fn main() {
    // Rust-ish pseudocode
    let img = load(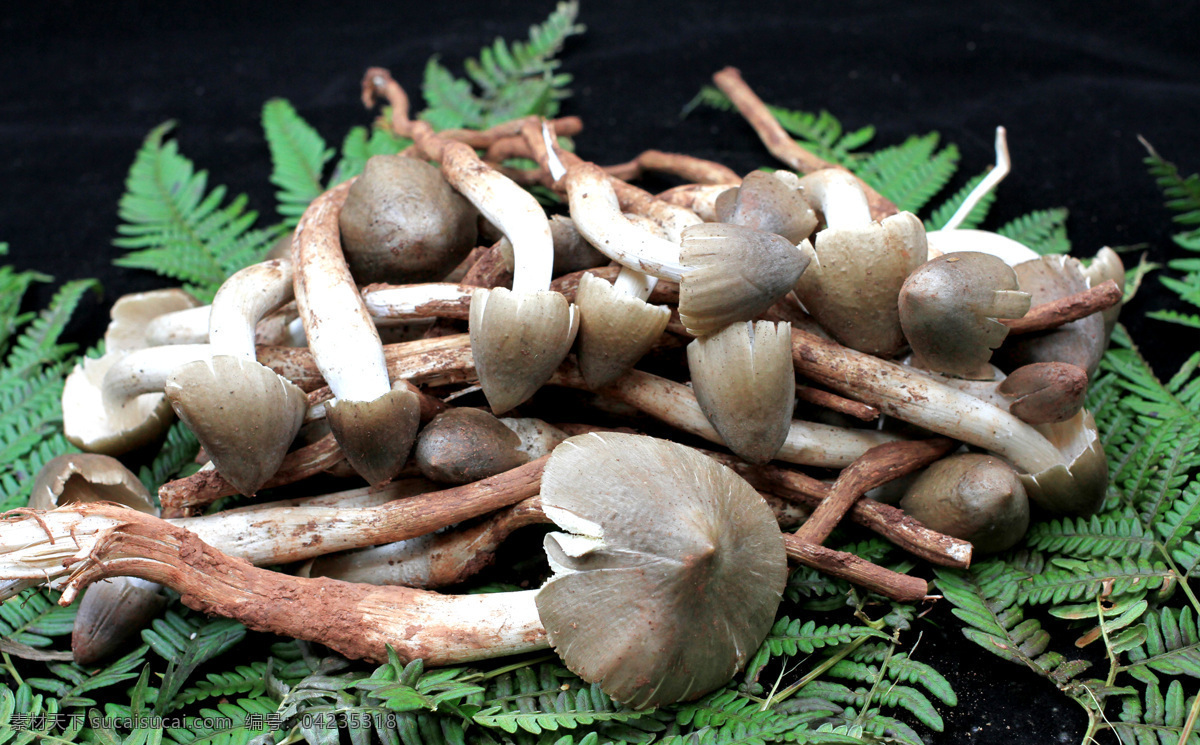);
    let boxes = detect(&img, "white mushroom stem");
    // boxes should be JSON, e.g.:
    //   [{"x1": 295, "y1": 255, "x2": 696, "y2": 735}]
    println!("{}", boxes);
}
[
  {"x1": 363, "y1": 283, "x2": 475, "y2": 320},
  {"x1": 442, "y1": 142, "x2": 554, "y2": 295},
  {"x1": 292, "y1": 180, "x2": 391, "y2": 404},
  {"x1": 101, "y1": 344, "x2": 213, "y2": 412},
  {"x1": 942, "y1": 126, "x2": 1010, "y2": 231},
  {"x1": 549, "y1": 365, "x2": 897, "y2": 468},
  {"x1": 800, "y1": 169, "x2": 872, "y2": 229},
  {"x1": 209, "y1": 258, "x2": 295, "y2": 358},
  {"x1": 143, "y1": 305, "x2": 212, "y2": 346}
]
